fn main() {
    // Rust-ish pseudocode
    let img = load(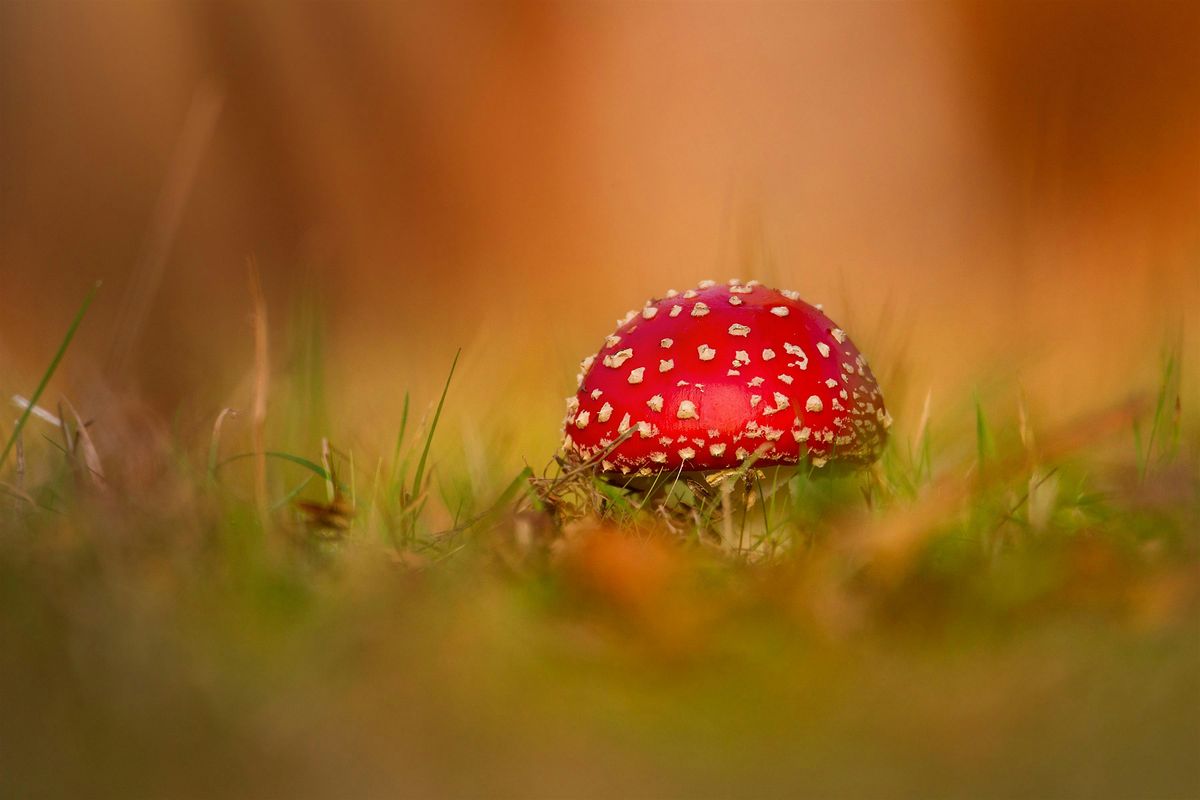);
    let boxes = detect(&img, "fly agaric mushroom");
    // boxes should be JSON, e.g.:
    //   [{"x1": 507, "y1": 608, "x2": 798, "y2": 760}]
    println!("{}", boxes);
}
[{"x1": 562, "y1": 279, "x2": 890, "y2": 477}]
